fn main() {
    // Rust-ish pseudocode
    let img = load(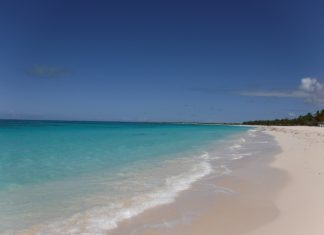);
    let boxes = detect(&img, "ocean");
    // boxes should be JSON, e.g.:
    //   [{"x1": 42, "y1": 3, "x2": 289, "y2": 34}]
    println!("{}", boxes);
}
[{"x1": 0, "y1": 120, "x2": 253, "y2": 234}]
